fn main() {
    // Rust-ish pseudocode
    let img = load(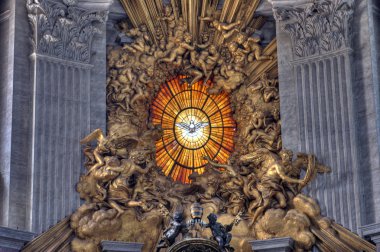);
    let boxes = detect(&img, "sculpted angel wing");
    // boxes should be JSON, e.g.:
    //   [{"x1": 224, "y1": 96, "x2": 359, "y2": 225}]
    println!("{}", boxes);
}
[
  {"x1": 194, "y1": 122, "x2": 209, "y2": 131},
  {"x1": 176, "y1": 122, "x2": 190, "y2": 131}
]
